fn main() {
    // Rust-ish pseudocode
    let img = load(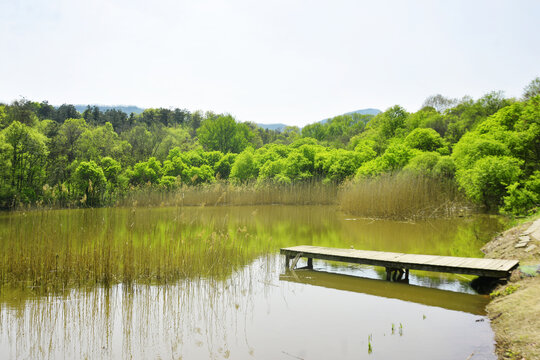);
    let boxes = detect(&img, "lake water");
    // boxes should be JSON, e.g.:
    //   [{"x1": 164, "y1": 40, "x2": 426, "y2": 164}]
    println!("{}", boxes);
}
[{"x1": 0, "y1": 206, "x2": 507, "y2": 359}]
